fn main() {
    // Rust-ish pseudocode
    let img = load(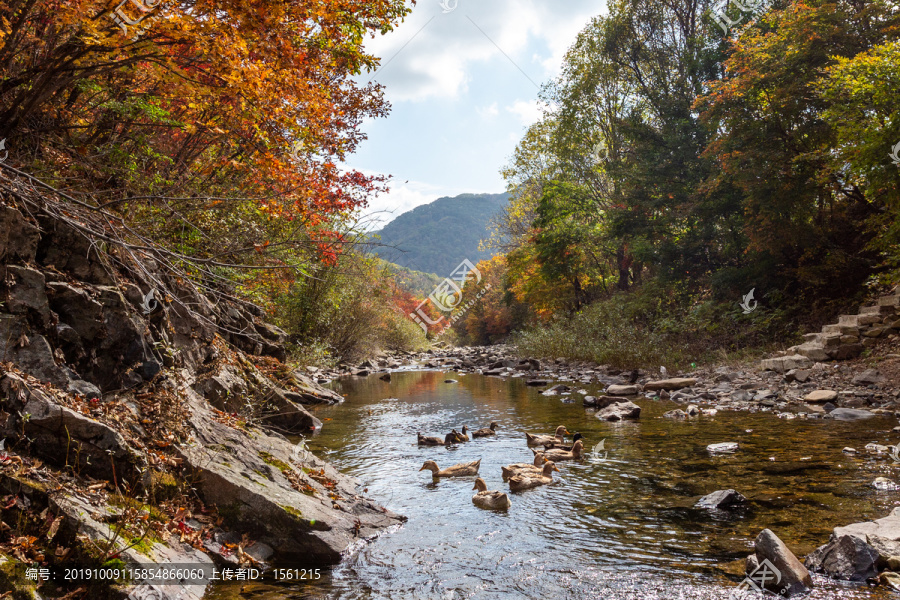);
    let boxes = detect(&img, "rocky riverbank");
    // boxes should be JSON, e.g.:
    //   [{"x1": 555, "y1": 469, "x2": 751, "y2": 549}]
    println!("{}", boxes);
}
[
  {"x1": 0, "y1": 199, "x2": 402, "y2": 600},
  {"x1": 339, "y1": 342, "x2": 900, "y2": 425}
]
